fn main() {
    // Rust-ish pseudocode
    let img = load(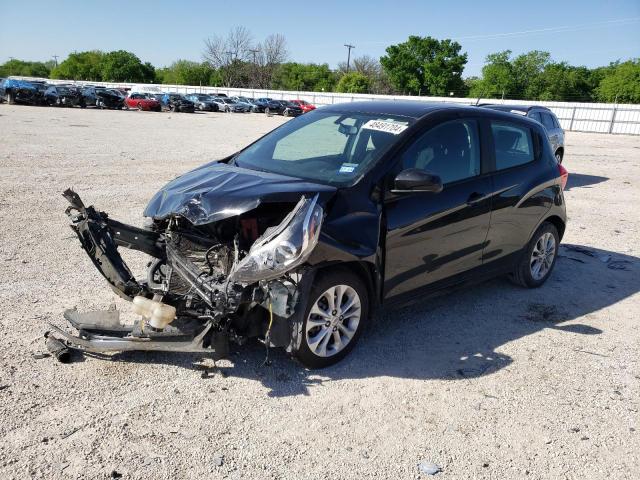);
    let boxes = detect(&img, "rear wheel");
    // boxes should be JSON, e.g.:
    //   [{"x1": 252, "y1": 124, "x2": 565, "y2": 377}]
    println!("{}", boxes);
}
[
  {"x1": 138, "y1": 102, "x2": 144, "y2": 111},
  {"x1": 7, "y1": 91, "x2": 15, "y2": 104},
  {"x1": 510, "y1": 222, "x2": 559, "y2": 288},
  {"x1": 292, "y1": 269, "x2": 368, "y2": 369},
  {"x1": 555, "y1": 150, "x2": 563, "y2": 164}
]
